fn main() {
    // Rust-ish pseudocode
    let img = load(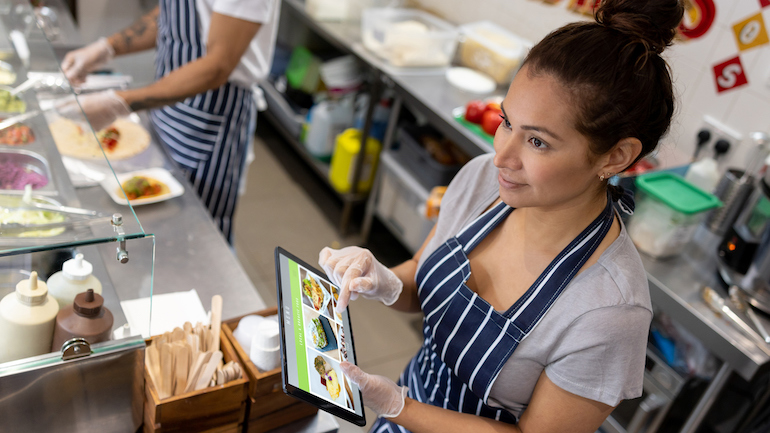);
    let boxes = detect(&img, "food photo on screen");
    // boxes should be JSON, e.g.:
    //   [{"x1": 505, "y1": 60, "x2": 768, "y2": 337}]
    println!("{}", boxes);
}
[
  {"x1": 308, "y1": 353, "x2": 348, "y2": 407},
  {"x1": 299, "y1": 267, "x2": 330, "y2": 313},
  {"x1": 303, "y1": 306, "x2": 341, "y2": 362}
]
